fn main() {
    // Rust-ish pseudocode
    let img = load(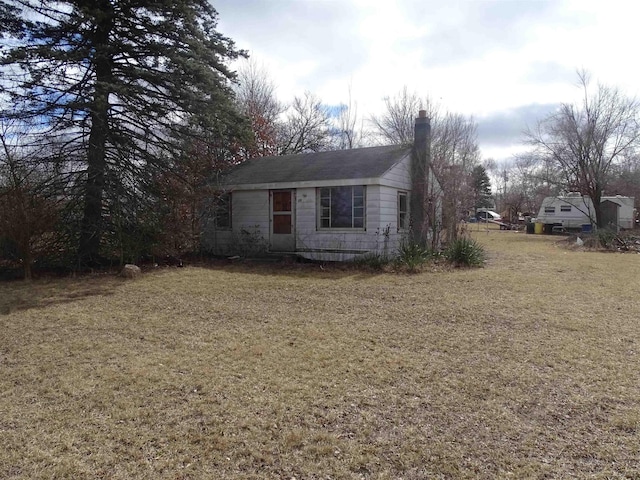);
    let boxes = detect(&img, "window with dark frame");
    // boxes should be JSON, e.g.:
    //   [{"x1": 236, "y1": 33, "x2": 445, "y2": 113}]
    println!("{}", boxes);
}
[
  {"x1": 560, "y1": 205, "x2": 572, "y2": 212},
  {"x1": 544, "y1": 206, "x2": 555, "y2": 214},
  {"x1": 318, "y1": 186, "x2": 365, "y2": 229},
  {"x1": 398, "y1": 191, "x2": 408, "y2": 231}
]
